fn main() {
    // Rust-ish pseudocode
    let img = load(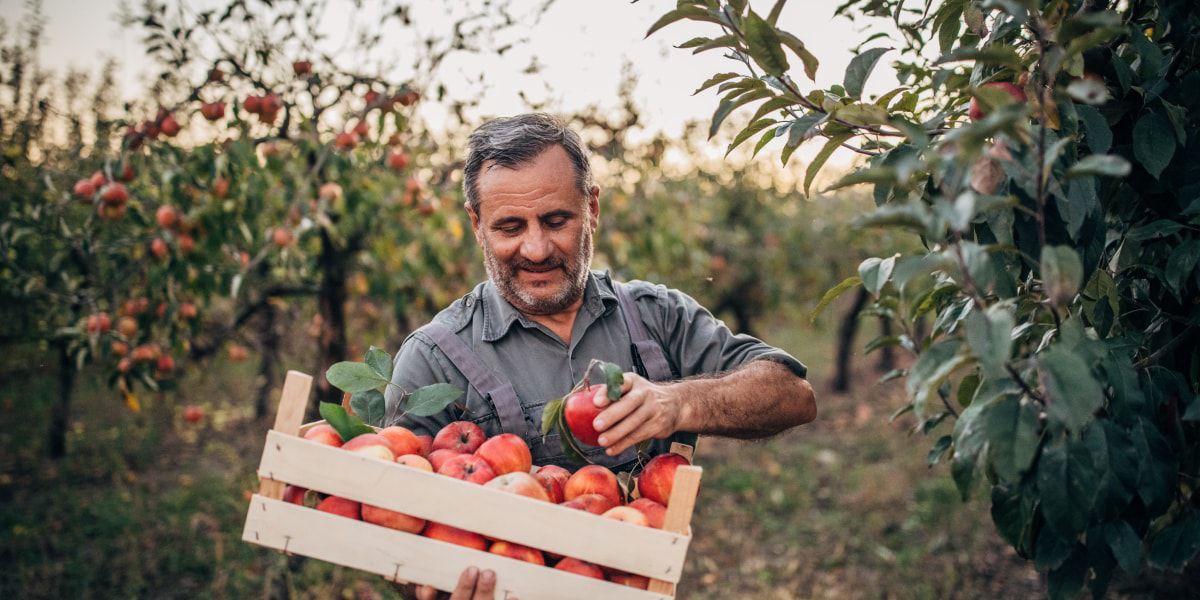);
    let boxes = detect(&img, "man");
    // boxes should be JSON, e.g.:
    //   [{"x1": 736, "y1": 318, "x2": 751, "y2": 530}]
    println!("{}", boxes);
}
[{"x1": 384, "y1": 113, "x2": 816, "y2": 599}]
